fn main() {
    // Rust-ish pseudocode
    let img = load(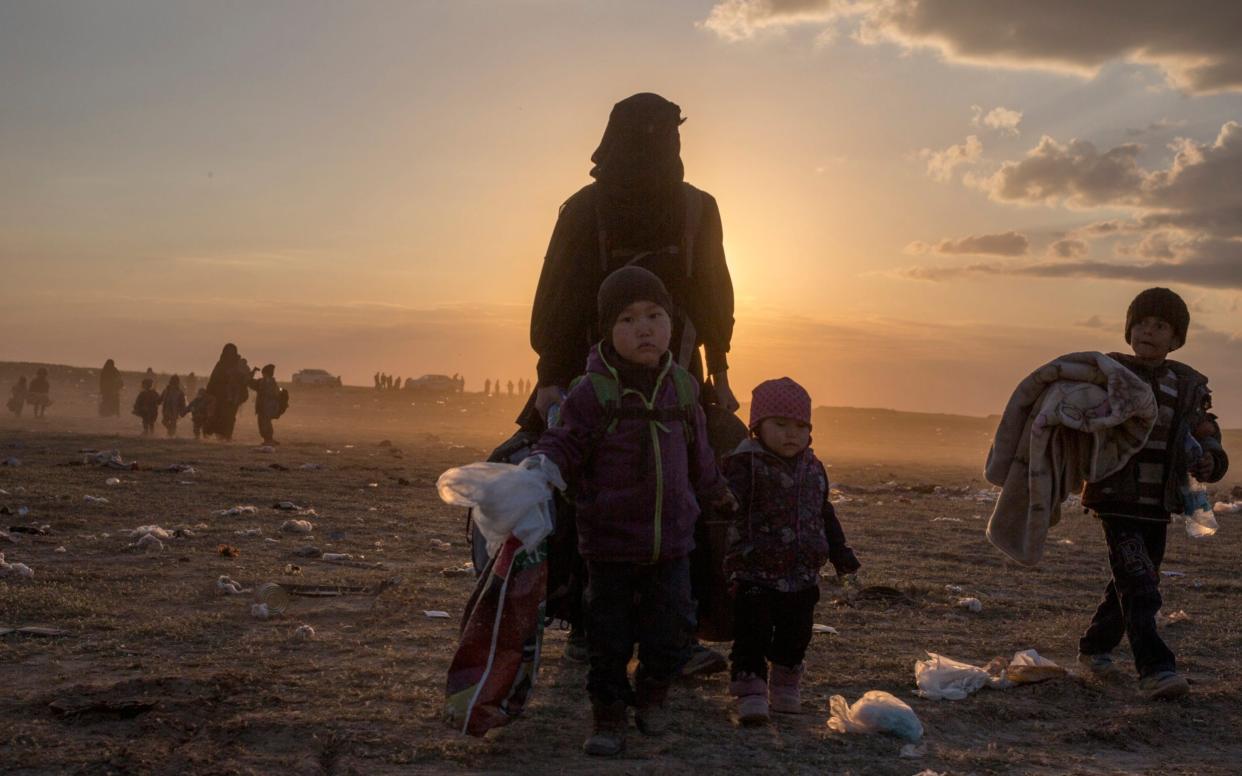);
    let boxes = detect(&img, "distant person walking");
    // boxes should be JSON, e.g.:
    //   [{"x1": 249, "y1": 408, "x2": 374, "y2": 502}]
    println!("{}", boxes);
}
[
  {"x1": 248, "y1": 363, "x2": 285, "y2": 445},
  {"x1": 160, "y1": 375, "x2": 187, "y2": 437},
  {"x1": 27, "y1": 368, "x2": 51, "y2": 418},
  {"x1": 99, "y1": 359, "x2": 123, "y2": 417},
  {"x1": 203, "y1": 343, "x2": 249, "y2": 441},
  {"x1": 507, "y1": 380, "x2": 515, "y2": 397},
  {"x1": 7, "y1": 376, "x2": 27, "y2": 418},
  {"x1": 483, "y1": 378, "x2": 491, "y2": 397},
  {"x1": 133, "y1": 378, "x2": 161, "y2": 436},
  {"x1": 185, "y1": 388, "x2": 209, "y2": 439},
  {"x1": 185, "y1": 372, "x2": 198, "y2": 395}
]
